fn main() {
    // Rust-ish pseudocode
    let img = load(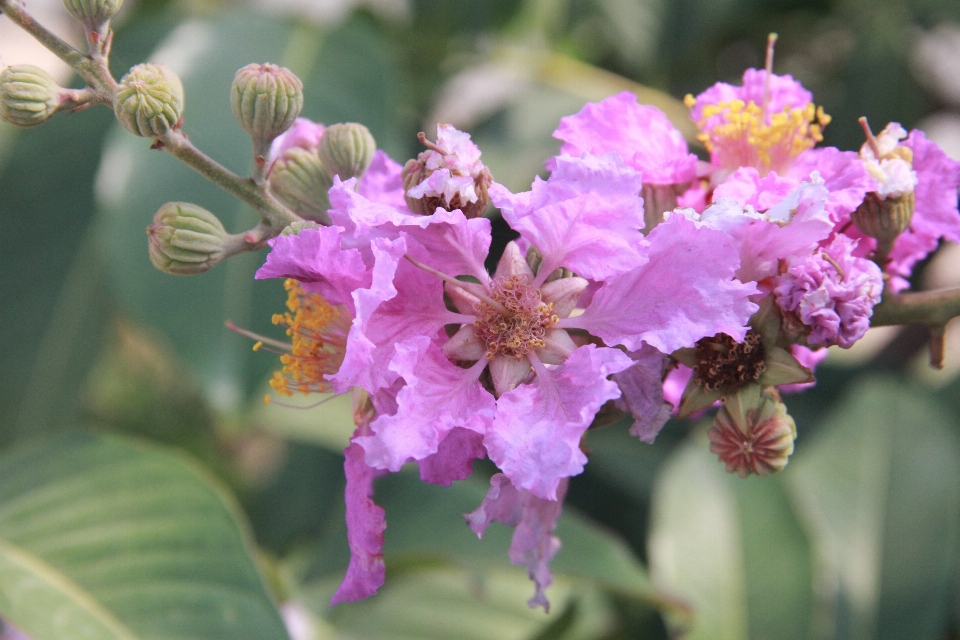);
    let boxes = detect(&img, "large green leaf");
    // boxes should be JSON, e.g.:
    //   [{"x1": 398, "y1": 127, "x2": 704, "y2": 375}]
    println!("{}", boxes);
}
[
  {"x1": 648, "y1": 434, "x2": 813, "y2": 640},
  {"x1": 786, "y1": 376, "x2": 960, "y2": 640},
  {"x1": 95, "y1": 11, "x2": 411, "y2": 412},
  {"x1": 0, "y1": 432, "x2": 288, "y2": 640}
]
